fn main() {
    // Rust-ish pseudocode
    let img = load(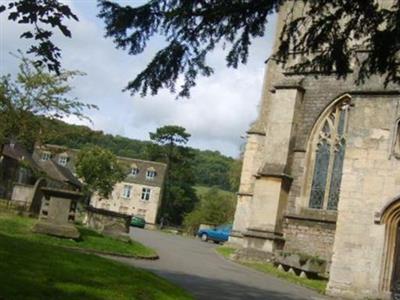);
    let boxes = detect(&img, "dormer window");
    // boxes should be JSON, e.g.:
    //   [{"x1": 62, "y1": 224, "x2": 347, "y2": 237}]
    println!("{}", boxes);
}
[
  {"x1": 58, "y1": 156, "x2": 68, "y2": 166},
  {"x1": 146, "y1": 168, "x2": 156, "y2": 180},
  {"x1": 130, "y1": 164, "x2": 139, "y2": 176},
  {"x1": 41, "y1": 152, "x2": 51, "y2": 161}
]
